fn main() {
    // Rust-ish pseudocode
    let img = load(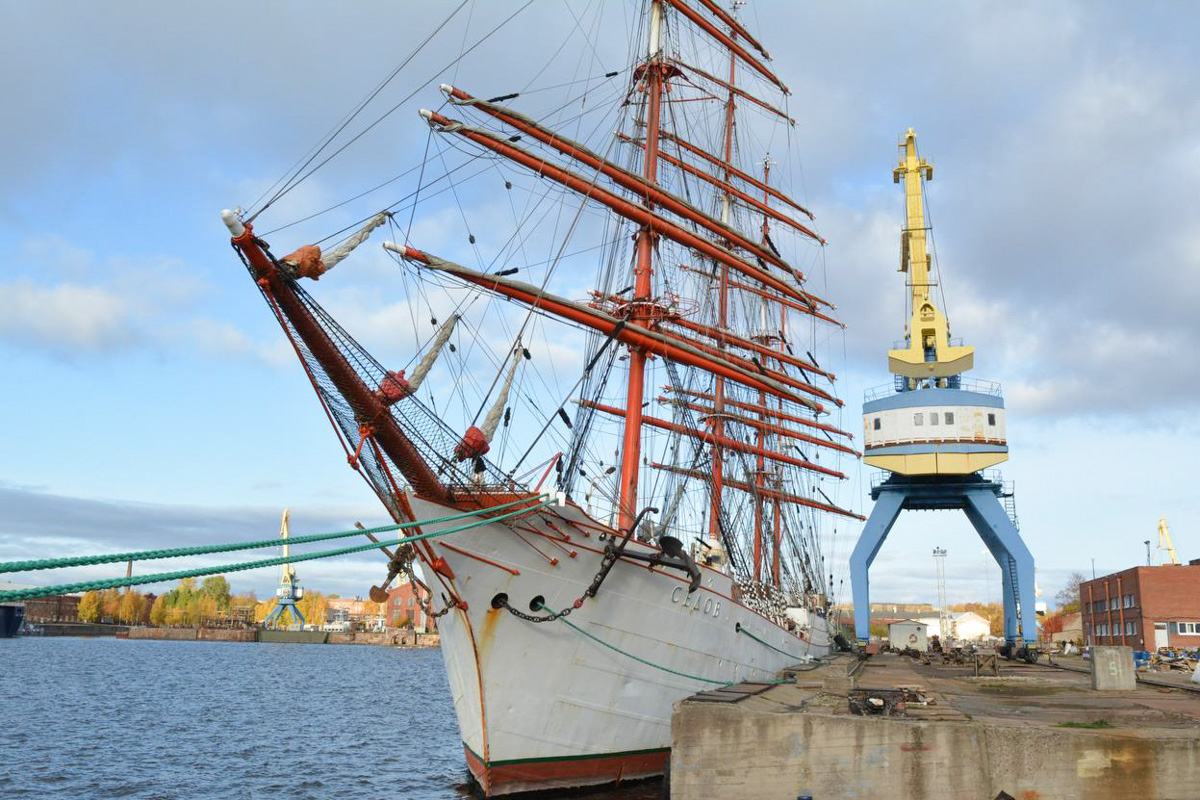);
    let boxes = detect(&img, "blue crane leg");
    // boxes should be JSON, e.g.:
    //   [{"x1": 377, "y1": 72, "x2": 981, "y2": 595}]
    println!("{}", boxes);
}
[
  {"x1": 964, "y1": 489, "x2": 1036, "y2": 644},
  {"x1": 850, "y1": 490, "x2": 905, "y2": 642},
  {"x1": 292, "y1": 606, "x2": 306, "y2": 627},
  {"x1": 264, "y1": 605, "x2": 282, "y2": 629},
  {"x1": 963, "y1": 507, "x2": 1017, "y2": 639}
]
